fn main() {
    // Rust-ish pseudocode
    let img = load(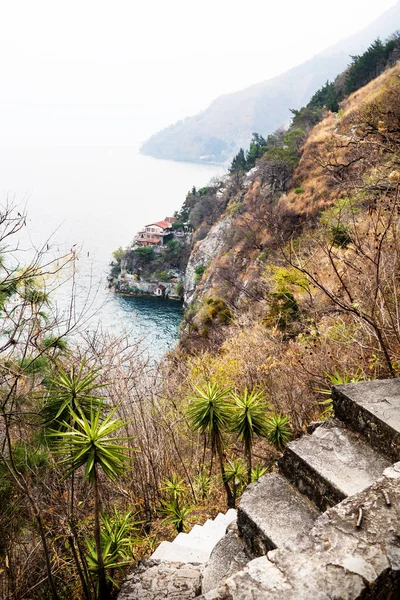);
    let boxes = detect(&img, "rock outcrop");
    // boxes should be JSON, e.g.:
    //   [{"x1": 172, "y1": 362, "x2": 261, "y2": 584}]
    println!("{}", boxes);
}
[
  {"x1": 184, "y1": 215, "x2": 231, "y2": 306},
  {"x1": 118, "y1": 560, "x2": 202, "y2": 600}
]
